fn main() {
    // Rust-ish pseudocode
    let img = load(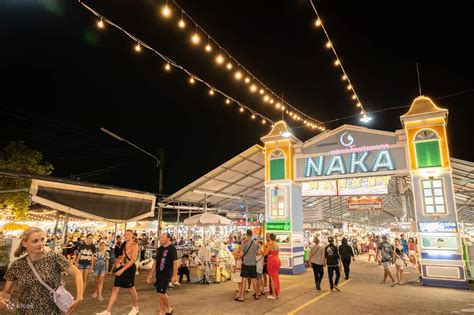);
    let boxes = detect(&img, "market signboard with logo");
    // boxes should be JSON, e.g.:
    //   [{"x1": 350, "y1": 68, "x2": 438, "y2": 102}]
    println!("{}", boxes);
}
[
  {"x1": 294, "y1": 127, "x2": 409, "y2": 181},
  {"x1": 266, "y1": 221, "x2": 291, "y2": 231},
  {"x1": 348, "y1": 196, "x2": 383, "y2": 211}
]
